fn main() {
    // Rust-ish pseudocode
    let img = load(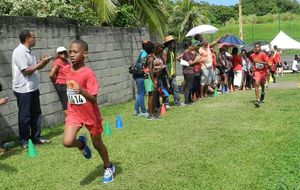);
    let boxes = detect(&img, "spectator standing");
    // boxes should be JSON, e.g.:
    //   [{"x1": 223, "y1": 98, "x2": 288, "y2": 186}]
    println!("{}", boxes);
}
[
  {"x1": 132, "y1": 41, "x2": 149, "y2": 117},
  {"x1": 292, "y1": 55, "x2": 299, "y2": 73},
  {"x1": 231, "y1": 47, "x2": 243, "y2": 90},
  {"x1": 162, "y1": 35, "x2": 181, "y2": 109},
  {"x1": 12, "y1": 29, "x2": 51, "y2": 149},
  {"x1": 49, "y1": 47, "x2": 70, "y2": 116},
  {"x1": 0, "y1": 97, "x2": 8, "y2": 155}
]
